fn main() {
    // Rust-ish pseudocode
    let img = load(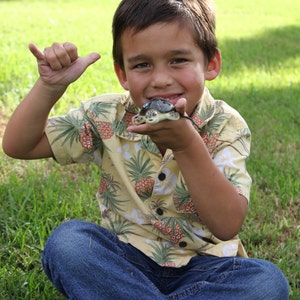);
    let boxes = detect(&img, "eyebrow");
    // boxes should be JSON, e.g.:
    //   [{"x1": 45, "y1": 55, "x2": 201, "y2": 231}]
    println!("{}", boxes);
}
[
  {"x1": 127, "y1": 55, "x2": 148, "y2": 64},
  {"x1": 169, "y1": 49, "x2": 193, "y2": 56},
  {"x1": 127, "y1": 49, "x2": 193, "y2": 64}
]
